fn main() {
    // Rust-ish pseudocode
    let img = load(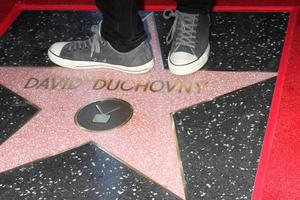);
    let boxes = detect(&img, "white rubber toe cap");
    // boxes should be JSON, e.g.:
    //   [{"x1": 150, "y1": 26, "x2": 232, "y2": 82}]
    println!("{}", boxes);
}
[
  {"x1": 169, "y1": 52, "x2": 197, "y2": 66},
  {"x1": 48, "y1": 42, "x2": 70, "y2": 56},
  {"x1": 168, "y1": 44, "x2": 210, "y2": 75}
]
